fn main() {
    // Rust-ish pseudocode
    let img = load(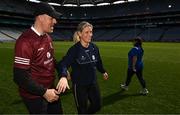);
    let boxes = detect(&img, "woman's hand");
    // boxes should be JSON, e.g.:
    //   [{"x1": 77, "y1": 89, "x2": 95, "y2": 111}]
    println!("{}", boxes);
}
[{"x1": 103, "y1": 72, "x2": 109, "y2": 80}]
